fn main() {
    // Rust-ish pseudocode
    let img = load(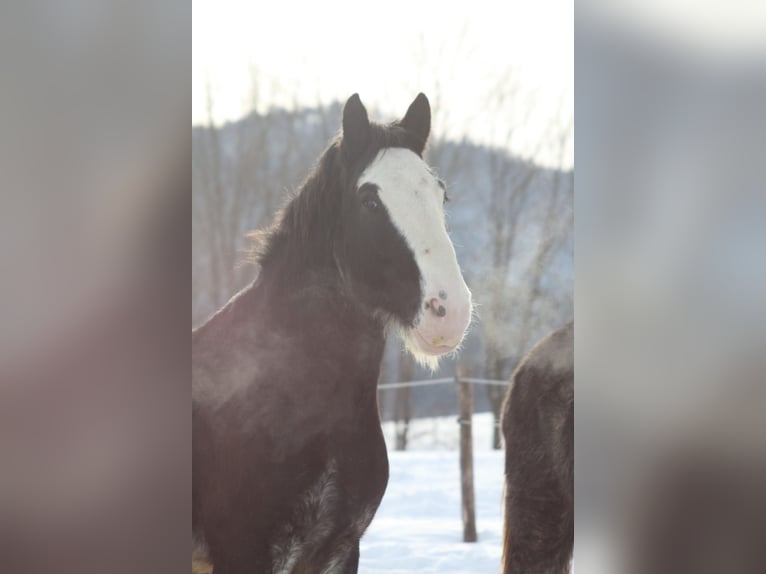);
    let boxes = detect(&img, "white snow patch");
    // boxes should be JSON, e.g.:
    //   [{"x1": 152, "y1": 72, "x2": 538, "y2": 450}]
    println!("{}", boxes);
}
[
  {"x1": 381, "y1": 412, "x2": 499, "y2": 452},
  {"x1": 370, "y1": 412, "x2": 575, "y2": 573},
  {"x1": 362, "y1": 413, "x2": 505, "y2": 573},
  {"x1": 360, "y1": 451, "x2": 504, "y2": 573}
]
